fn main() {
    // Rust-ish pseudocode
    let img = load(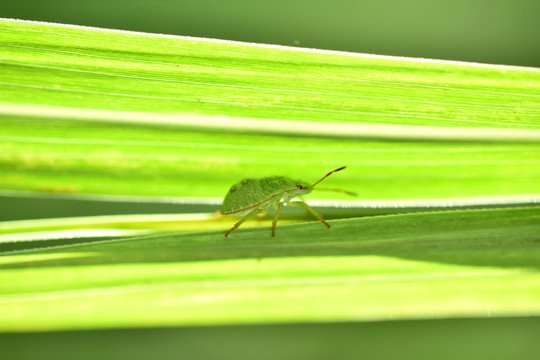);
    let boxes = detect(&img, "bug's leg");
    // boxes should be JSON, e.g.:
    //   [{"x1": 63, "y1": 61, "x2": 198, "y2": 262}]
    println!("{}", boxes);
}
[
  {"x1": 271, "y1": 202, "x2": 284, "y2": 237},
  {"x1": 288, "y1": 201, "x2": 330, "y2": 229},
  {"x1": 225, "y1": 208, "x2": 260, "y2": 237}
]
